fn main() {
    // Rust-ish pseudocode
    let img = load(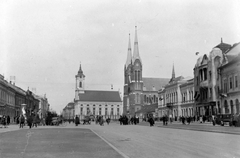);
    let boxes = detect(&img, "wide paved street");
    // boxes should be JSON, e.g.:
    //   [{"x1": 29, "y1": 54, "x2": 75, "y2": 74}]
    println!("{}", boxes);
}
[{"x1": 0, "y1": 122, "x2": 240, "y2": 158}]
